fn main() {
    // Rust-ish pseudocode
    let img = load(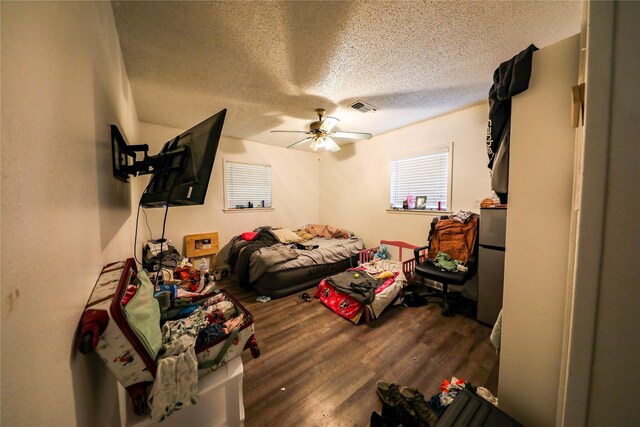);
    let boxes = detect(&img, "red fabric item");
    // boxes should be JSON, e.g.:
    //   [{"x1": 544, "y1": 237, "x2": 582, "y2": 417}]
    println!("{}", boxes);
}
[
  {"x1": 315, "y1": 270, "x2": 398, "y2": 322},
  {"x1": 121, "y1": 285, "x2": 138, "y2": 306},
  {"x1": 241, "y1": 232, "x2": 258, "y2": 241},
  {"x1": 314, "y1": 279, "x2": 363, "y2": 320}
]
